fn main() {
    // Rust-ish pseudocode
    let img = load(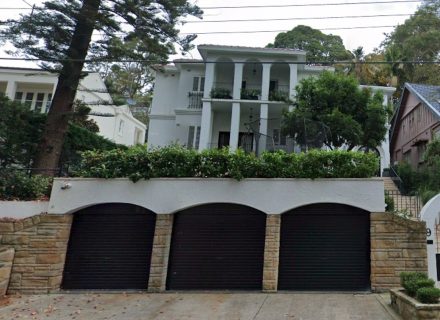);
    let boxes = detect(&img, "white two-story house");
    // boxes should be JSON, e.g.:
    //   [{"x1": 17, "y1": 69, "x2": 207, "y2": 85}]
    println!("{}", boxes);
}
[
  {"x1": 148, "y1": 45, "x2": 395, "y2": 174},
  {"x1": 0, "y1": 67, "x2": 146, "y2": 146}
]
